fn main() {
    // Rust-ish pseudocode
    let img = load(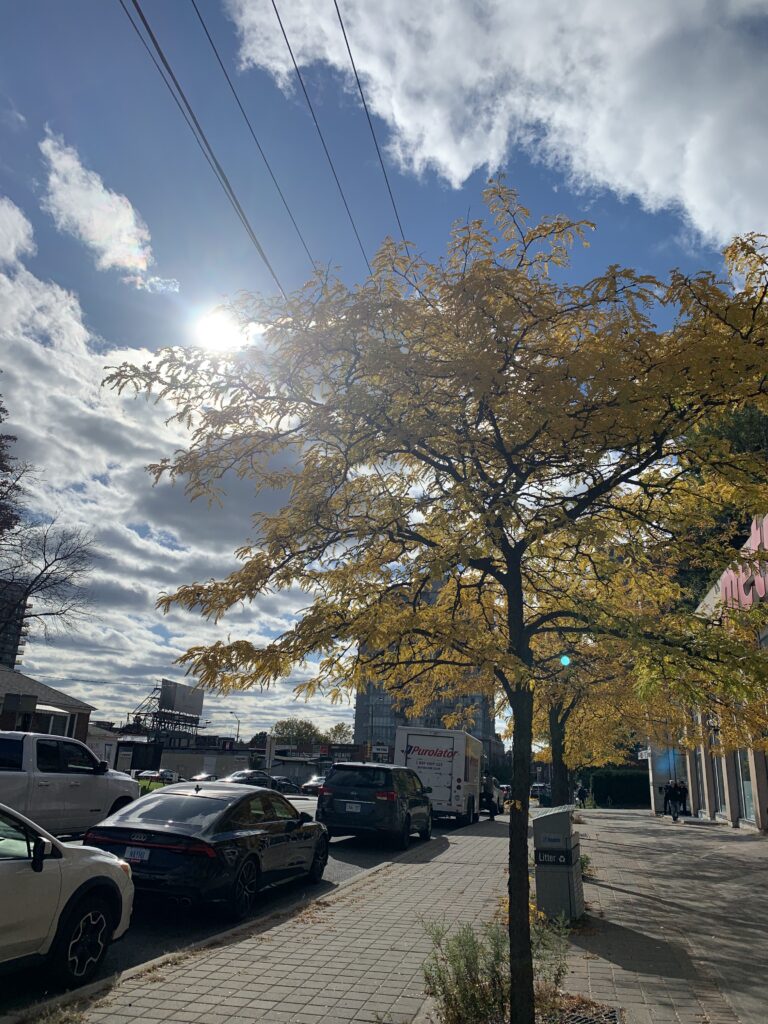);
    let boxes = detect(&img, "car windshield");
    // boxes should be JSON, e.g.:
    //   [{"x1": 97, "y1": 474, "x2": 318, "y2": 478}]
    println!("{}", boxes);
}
[
  {"x1": 326, "y1": 766, "x2": 391, "y2": 788},
  {"x1": 109, "y1": 794, "x2": 231, "y2": 828}
]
